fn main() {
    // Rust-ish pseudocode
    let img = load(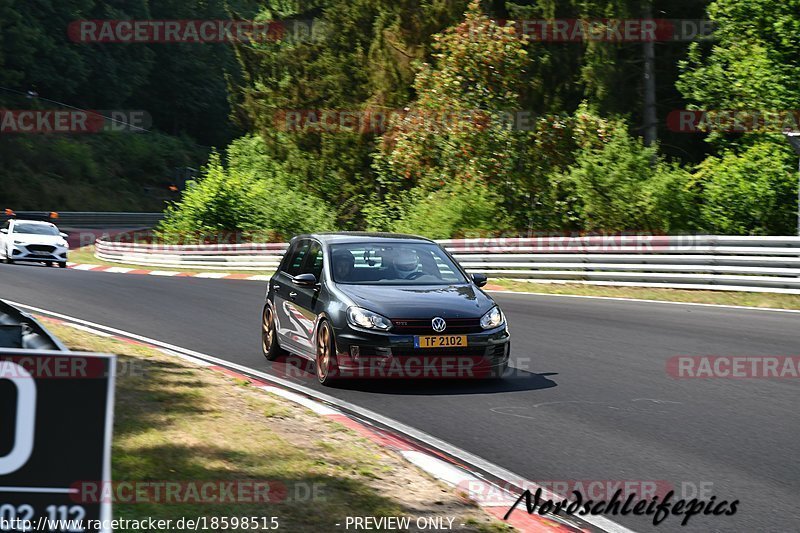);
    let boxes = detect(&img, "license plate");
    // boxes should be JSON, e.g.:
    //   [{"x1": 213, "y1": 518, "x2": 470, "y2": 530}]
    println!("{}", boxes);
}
[{"x1": 414, "y1": 335, "x2": 468, "y2": 348}]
